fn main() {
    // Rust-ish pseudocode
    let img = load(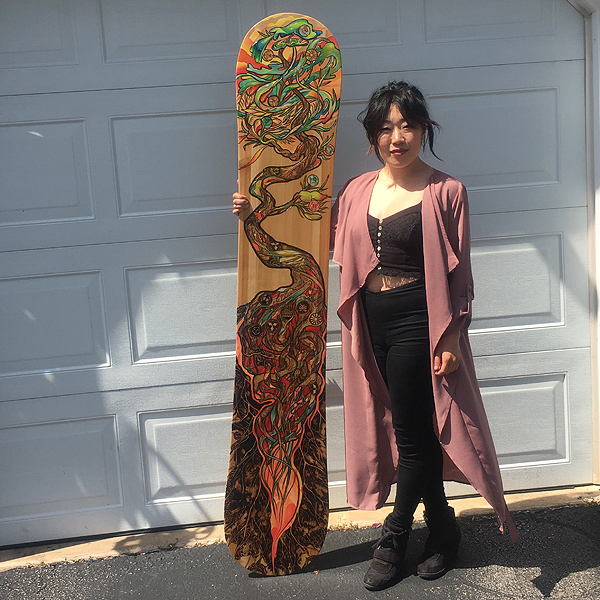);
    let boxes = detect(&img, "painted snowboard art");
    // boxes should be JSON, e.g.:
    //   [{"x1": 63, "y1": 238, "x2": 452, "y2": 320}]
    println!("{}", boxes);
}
[{"x1": 224, "y1": 13, "x2": 341, "y2": 576}]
